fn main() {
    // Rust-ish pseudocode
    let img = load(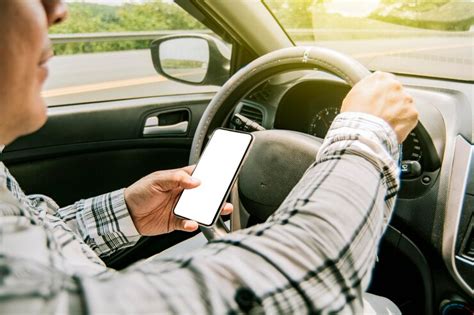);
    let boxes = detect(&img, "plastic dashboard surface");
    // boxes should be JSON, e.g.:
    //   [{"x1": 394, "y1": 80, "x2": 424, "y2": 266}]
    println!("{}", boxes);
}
[{"x1": 233, "y1": 71, "x2": 473, "y2": 299}]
